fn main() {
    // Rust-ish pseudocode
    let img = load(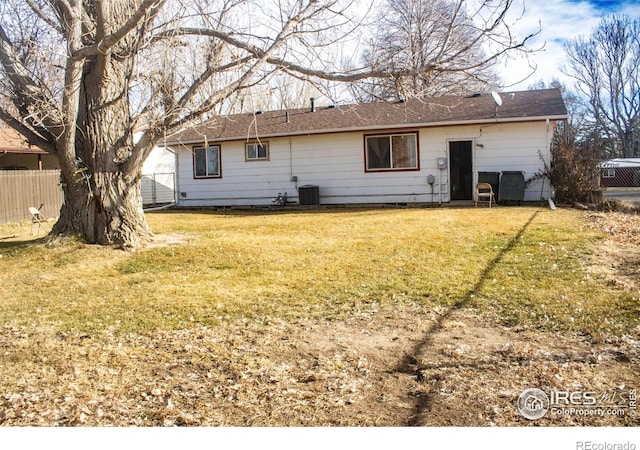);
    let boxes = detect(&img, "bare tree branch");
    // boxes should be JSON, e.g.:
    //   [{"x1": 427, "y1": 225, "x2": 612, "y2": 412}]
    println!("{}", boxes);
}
[
  {"x1": 352, "y1": 0, "x2": 534, "y2": 100},
  {"x1": 0, "y1": 23, "x2": 62, "y2": 136},
  {"x1": 565, "y1": 14, "x2": 640, "y2": 158},
  {"x1": 0, "y1": 106, "x2": 56, "y2": 152},
  {"x1": 72, "y1": 0, "x2": 165, "y2": 59},
  {"x1": 25, "y1": 0, "x2": 64, "y2": 35}
]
